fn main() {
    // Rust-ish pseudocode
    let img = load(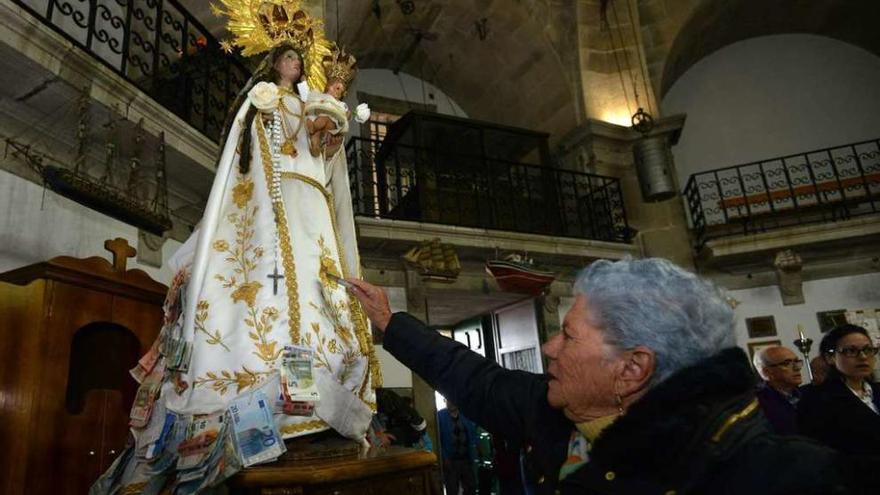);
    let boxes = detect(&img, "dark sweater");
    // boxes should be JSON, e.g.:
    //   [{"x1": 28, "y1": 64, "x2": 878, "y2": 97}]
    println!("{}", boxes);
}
[{"x1": 755, "y1": 382, "x2": 801, "y2": 435}]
